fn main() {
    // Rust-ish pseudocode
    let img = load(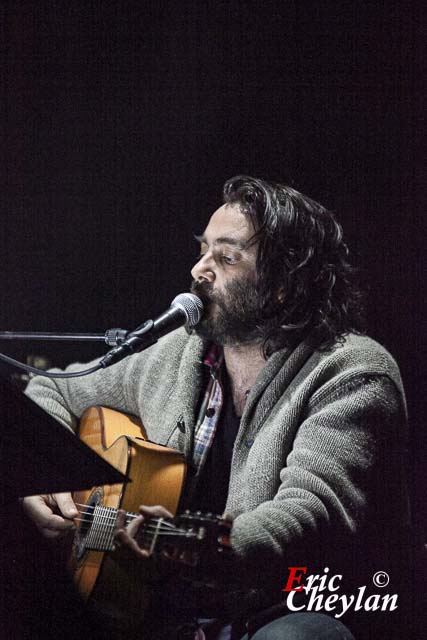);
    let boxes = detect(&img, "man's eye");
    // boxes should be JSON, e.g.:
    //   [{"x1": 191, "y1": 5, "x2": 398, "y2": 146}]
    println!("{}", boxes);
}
[{"x1": 221, "y1": 255, "x2": 236, "y2": 265}]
